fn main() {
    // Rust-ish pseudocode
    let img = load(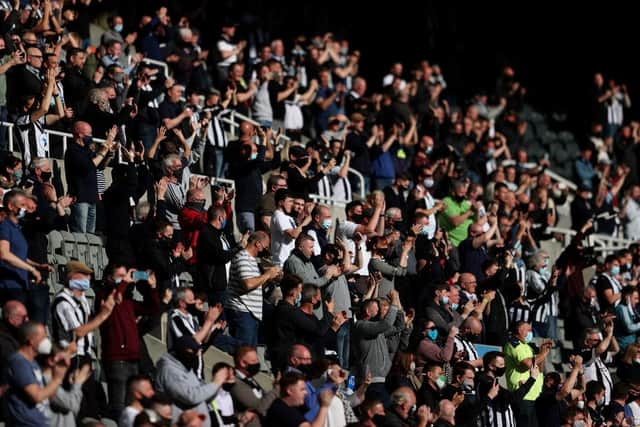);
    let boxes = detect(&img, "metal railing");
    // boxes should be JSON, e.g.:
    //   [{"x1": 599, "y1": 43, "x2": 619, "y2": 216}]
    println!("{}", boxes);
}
[
  {"x1": 2, "y1": 121, "x2": 106, "y2": 154},
  {"x1": 546, "y1": 226, "x2": 635, "y2": 256},
  {"x1": 544, "y1": 169, "x2": 578, "y2": 192}
]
